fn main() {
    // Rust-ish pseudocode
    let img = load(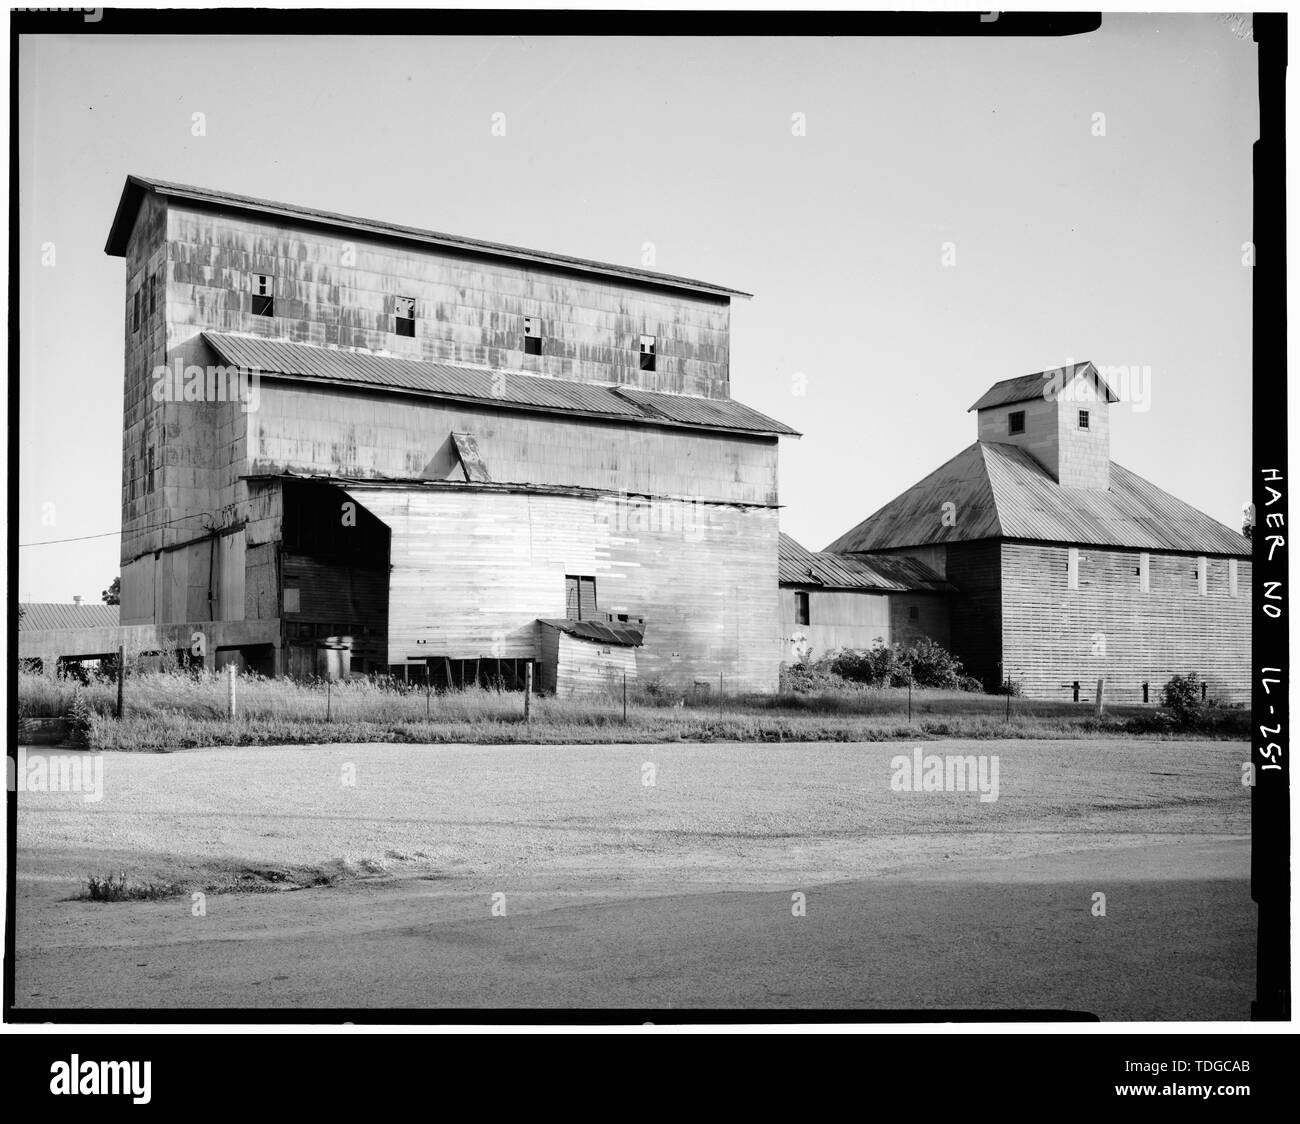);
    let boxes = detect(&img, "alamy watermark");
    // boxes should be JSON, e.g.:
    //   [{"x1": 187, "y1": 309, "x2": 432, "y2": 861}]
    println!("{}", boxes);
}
[
  {"x1": 151, "y1": 360, "x2": 260, "y2": 413},
  {"x1": 8, "y1": 748, "x2": 104, "y2": 803},
  {"x1": 890, "y1": 747, "x2": 1000, "y2": 803}
]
